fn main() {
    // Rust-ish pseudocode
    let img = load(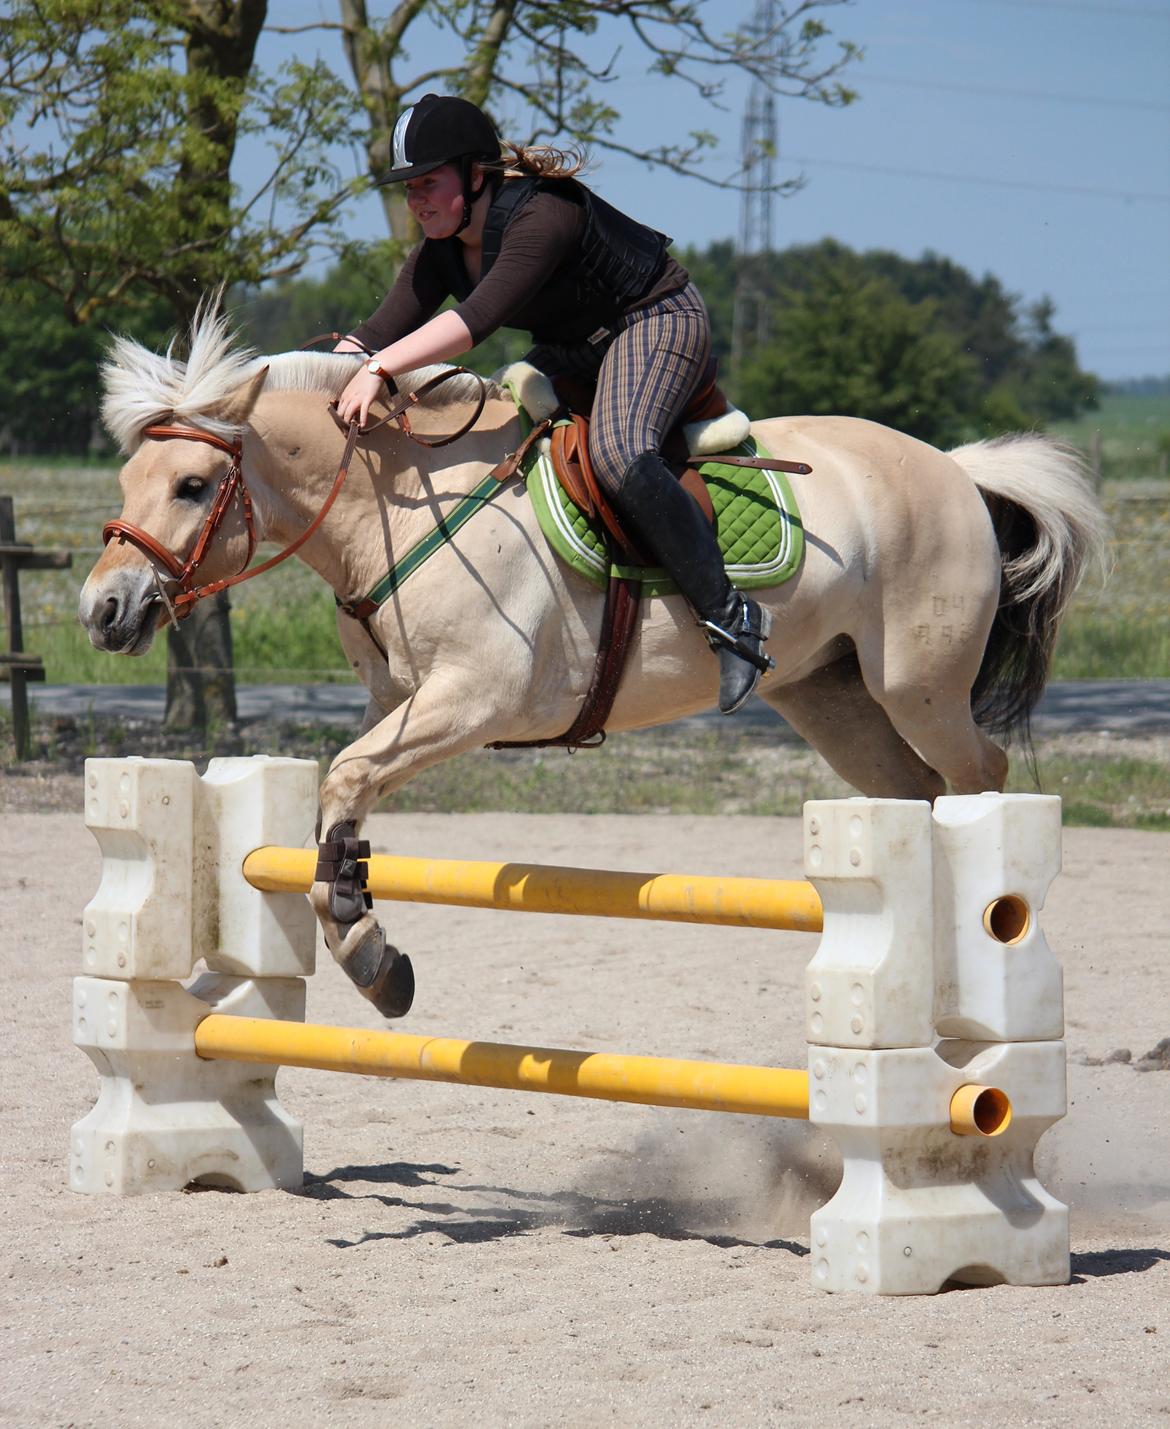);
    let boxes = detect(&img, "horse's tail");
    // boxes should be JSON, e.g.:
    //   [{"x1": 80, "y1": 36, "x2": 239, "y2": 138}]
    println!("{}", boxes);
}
[{"x1": 948, "y1": 433, "x2": 1109, "y2": 742}]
